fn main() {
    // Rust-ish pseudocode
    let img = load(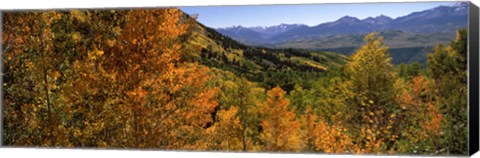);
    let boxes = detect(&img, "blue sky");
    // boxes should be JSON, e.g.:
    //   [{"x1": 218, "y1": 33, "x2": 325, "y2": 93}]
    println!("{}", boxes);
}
[{"x1": 180, "y1": 2, "x2": 457, "y2": 28}]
